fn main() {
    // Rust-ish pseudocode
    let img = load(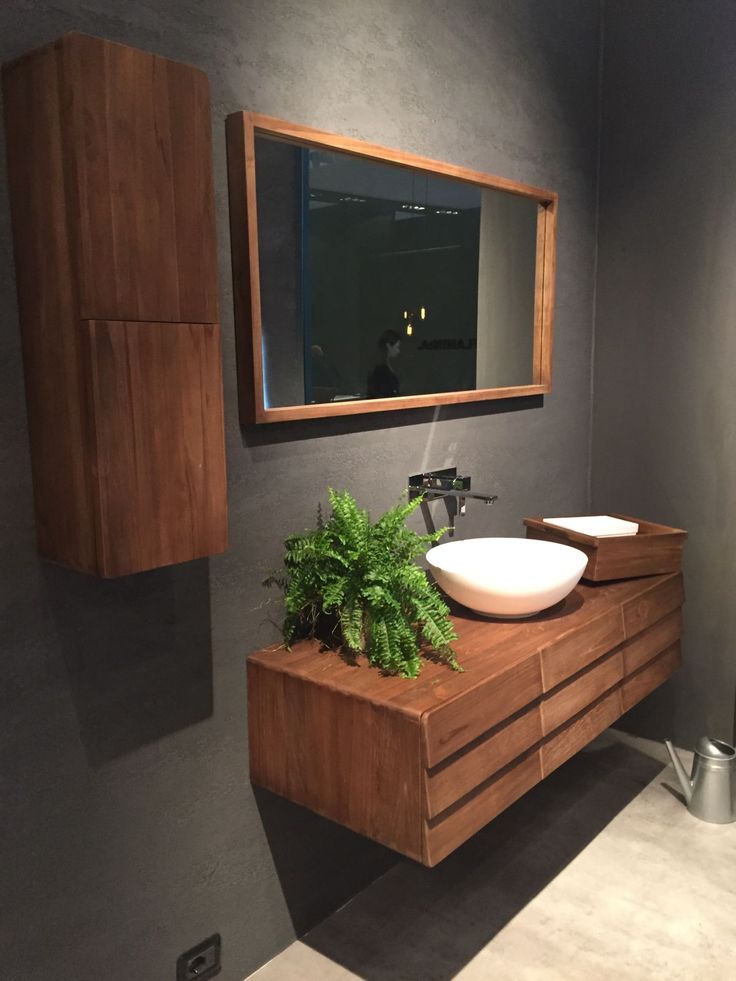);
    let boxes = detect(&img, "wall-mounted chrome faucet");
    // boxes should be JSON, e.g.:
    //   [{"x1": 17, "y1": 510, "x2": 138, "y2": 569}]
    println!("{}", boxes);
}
[{"x1": 408, "y1": 467, "x2": 498, "y2": 535}]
